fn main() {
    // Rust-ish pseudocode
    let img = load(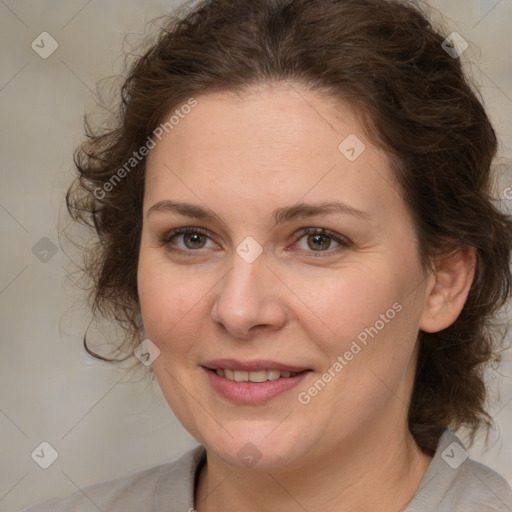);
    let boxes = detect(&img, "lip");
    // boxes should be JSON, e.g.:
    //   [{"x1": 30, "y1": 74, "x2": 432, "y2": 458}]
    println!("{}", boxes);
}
[
  {"x1": 203, "y1": 359, "x2": 310, "y2": 373},
  {"x1": 203, "y1": 366, "x2": 312, "y2": 405}
]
